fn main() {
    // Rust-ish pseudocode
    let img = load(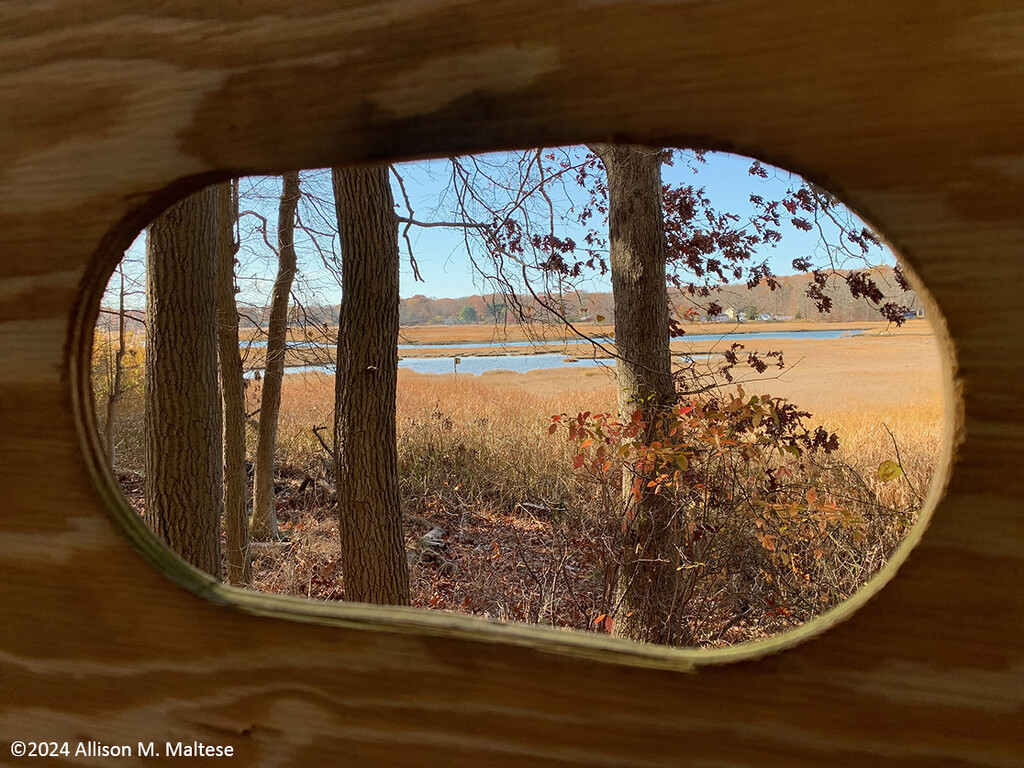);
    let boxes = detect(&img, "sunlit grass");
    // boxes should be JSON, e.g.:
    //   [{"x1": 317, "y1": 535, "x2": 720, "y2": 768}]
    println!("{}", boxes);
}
[
  {"x1": 95, "y1": 323, "x2": 945, "y2": 642},
  {"x1": 265, "y1": 331, "x2": 943, "y2": 535}
]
